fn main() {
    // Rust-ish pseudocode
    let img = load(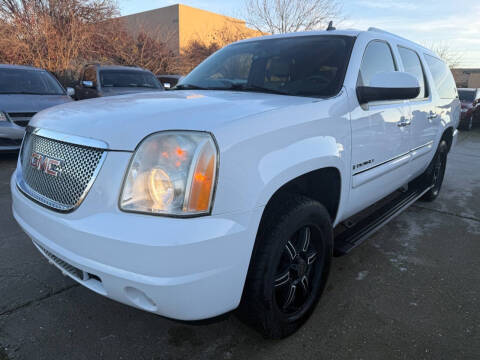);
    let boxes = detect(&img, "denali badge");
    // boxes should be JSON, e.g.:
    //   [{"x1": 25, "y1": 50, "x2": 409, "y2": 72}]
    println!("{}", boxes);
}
[{"x1": 30, "y1": 152, "x2": 64, "y2": 177}]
